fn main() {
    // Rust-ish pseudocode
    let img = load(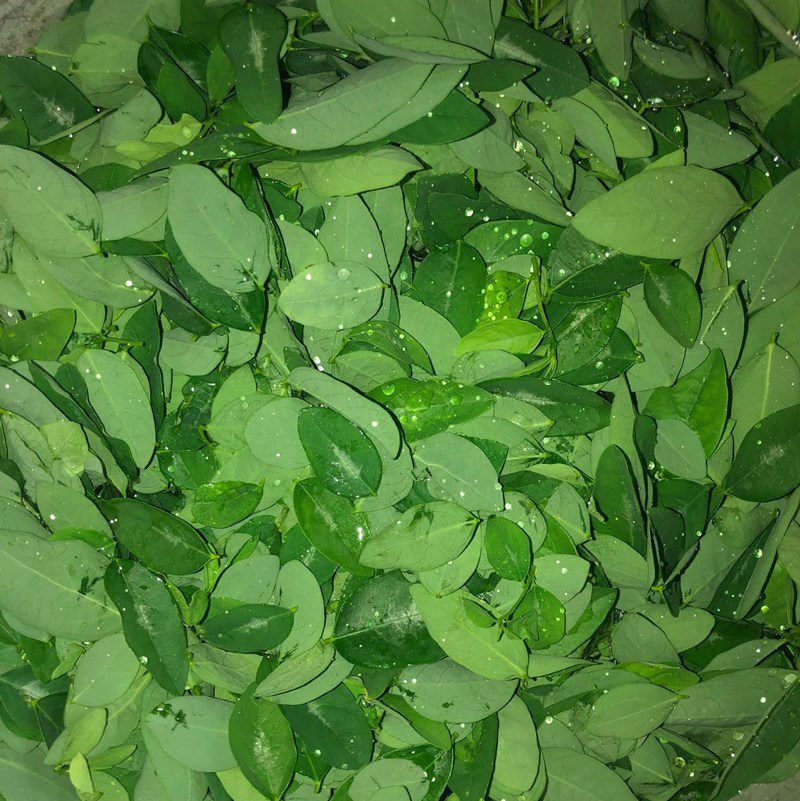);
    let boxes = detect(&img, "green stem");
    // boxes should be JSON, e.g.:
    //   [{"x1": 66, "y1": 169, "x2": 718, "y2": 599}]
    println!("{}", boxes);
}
[
  {"x1": 529, "y1": 259, "x2": 558, "y2": 372},
  {"x1": 34, "y1": 109, "x2": 111, "y2": 147},
  {"x1": 740, "y1": 0, "x2": 800, "y2": 56}
]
